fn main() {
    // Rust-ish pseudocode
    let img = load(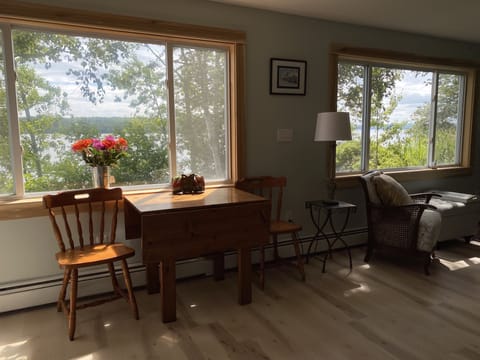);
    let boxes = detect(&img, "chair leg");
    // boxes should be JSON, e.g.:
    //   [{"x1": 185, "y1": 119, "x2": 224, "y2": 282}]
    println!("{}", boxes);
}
[
  {"x1": 108, "y1": 263, "x2": 121, "y2": 295},
  {"x1": 68, "y1": 268, "x2": 78, "y2": 341},
  {"x1": 58, "y1": 268, "x2": 71, "y2": 312},
  {"x1": 364, "y1": 245, "x2": 373, "y2": 262},
  {"x1": 424, "y1": 253, "x2": 432, "y2": 276},
  {"x1": 259, "y1": 244, "x2": 265, "y2": 290},
  {"x1": 121, "y1": 259, "x2": 139, "y2": 320},
  {"x1": 272, "y1": 234, "x2": 279, "y2": 262},
  {"x1": 292, "y1": 233, "x2": 305, "y2": 281}
]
